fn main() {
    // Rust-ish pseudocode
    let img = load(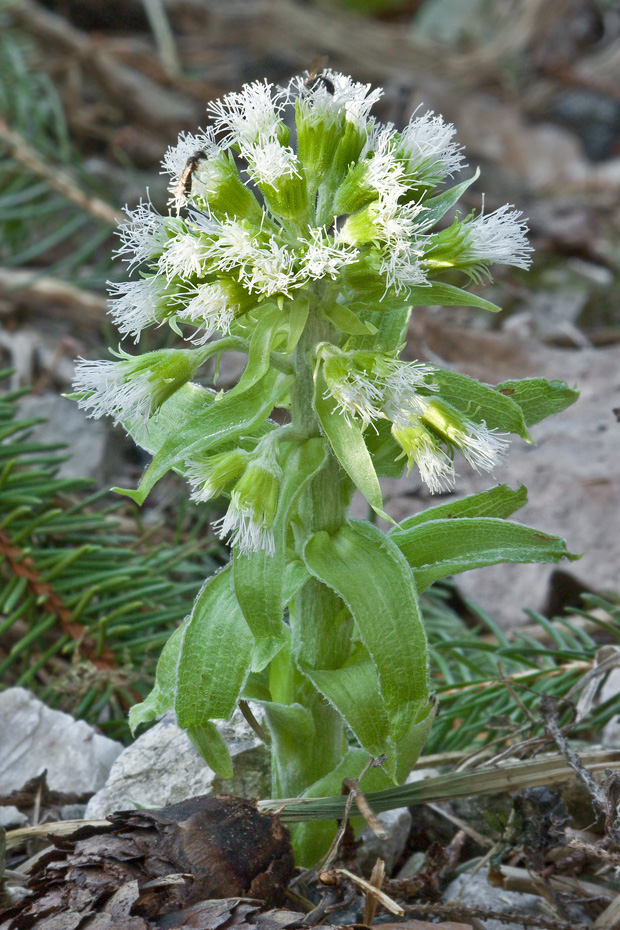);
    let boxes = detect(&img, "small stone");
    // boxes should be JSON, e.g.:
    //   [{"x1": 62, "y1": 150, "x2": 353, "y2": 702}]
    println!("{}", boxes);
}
[
  {"x1": 356, "y1": 807, "x2": 412, "y2": 875},
  {"x1": 0, "y1": 805, "x2": 28, "y2": 828},
  {"x1": 84, "y1": 710, "x2": 270, "y2": 819},
  {"x1": 0, "y1": 688, "x2": 123, "y2": 796},
  {"x1": 443, "y1": 868, "x2": 542, "y2": 930}
]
